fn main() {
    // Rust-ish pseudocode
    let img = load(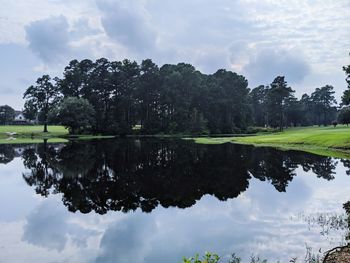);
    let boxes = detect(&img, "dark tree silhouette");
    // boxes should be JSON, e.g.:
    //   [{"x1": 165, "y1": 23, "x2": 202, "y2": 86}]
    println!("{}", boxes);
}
[
  {"x1": 23, "y1": 75, "x2": 60, "y2": 132},
  {"x1": 18, "y1": 139, "x2": 339, "y2": 214}
]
